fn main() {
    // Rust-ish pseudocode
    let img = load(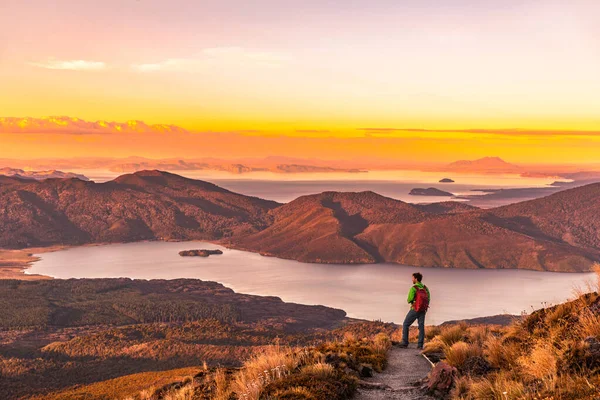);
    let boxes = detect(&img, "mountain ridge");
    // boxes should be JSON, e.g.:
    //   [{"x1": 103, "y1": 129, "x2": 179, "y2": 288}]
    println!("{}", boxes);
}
[{"x1": 1, "y1": 170, "x2": 598, "y2": 272}]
